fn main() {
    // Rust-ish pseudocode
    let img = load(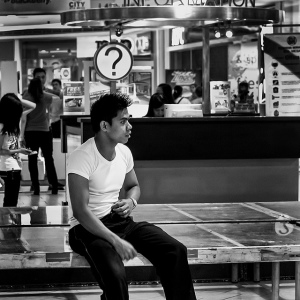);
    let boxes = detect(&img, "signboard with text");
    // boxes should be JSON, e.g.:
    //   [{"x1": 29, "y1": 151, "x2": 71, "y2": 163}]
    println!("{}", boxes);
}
[
  {"x1": 63, "y1": 81, "x2": 84, "y2": 114},
  {"x1": 264, "y1": 34, "x2": 300, "y2": 117}
]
